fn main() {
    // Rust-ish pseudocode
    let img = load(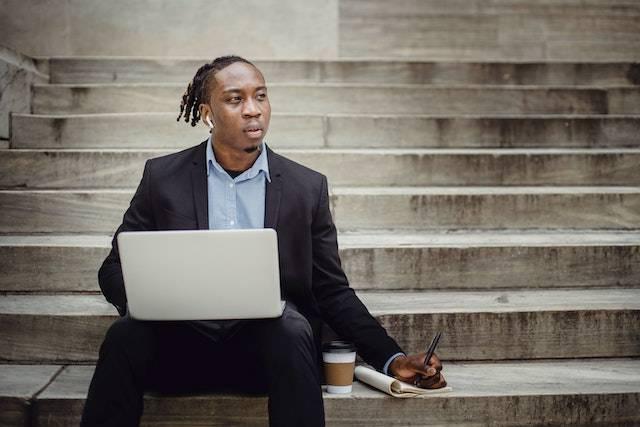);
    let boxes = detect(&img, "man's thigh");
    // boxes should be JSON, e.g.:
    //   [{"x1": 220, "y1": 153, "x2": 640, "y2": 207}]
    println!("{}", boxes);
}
[
  {"x1": 146, "y1": 320, "x2": 267, "y2": 395},
  {"x1": 244, "y1": 301, "x2": 321, "y2": 379},
  {"x1": 145, "y1": 302, "x2": 317, "y2": 394}
]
